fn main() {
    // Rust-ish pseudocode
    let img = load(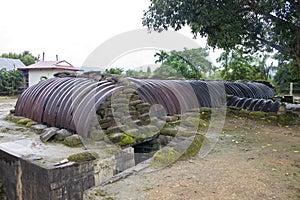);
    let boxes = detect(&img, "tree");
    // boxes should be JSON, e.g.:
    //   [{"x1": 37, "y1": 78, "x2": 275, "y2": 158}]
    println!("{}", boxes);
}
[
  {"x1": 154, "y1": 48, "x2": 214, "y2": 79},
  {"x1": 217, "y1": 49, "x2": 269, "y2": 81},
  {"x1": 105, "y1": 67, "x2": 123, "y2": 75},
  {"x1": 0, "y1": 68, "x2": 24, "y2": 95},
  {"x1": 256, "y1": 54, "x2": 275, "y2": 80},
  {"x1": 153, "y1": 62, "x2": 183, "y2": 79},
  {"x1": 143, "y1": 1, "x2": 300, "y2": 69},
  {"x1": 273, "y1": 57, "x2": 300, "y2": 93},
  {"x1": 125, "y1": 69, "x2": 150, "y2": 78},
  {"x1": 1, "y1": 51, "x2": 39, "y2": 66}
]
